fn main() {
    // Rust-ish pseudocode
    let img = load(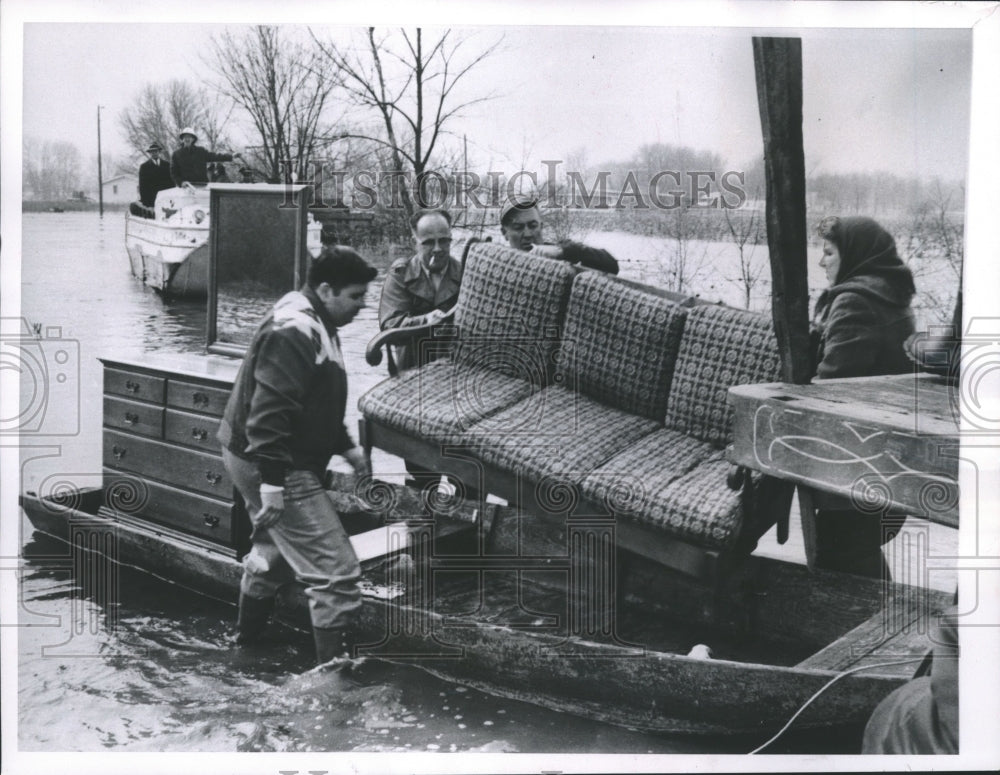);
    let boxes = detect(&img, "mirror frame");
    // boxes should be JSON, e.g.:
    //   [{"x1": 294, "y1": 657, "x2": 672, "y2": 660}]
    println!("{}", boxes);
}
[{"x1": 206, "y1": 183, "x2": 313, "y2": 357}]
